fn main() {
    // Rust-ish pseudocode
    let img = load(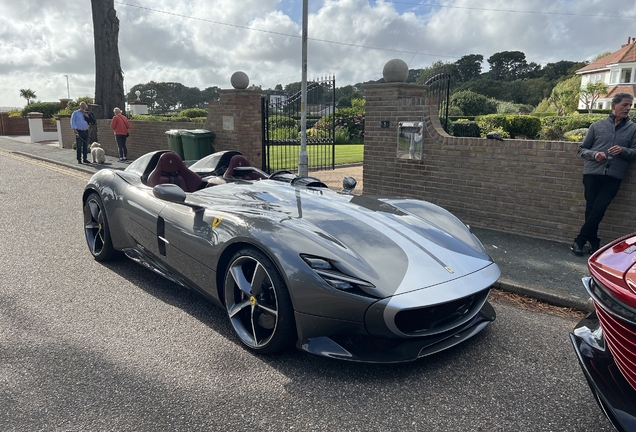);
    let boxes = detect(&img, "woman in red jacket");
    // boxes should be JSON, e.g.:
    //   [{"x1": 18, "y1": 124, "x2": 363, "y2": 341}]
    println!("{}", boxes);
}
[{"x1": 110, "y1": 107, "x2": 130, "y2": 162}]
